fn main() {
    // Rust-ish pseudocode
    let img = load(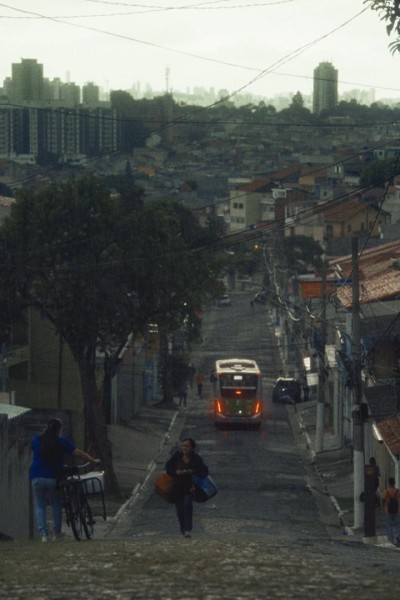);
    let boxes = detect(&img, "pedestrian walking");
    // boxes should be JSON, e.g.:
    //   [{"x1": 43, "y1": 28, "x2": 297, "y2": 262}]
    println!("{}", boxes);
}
[
  {"x1": 369, "y1": 457, "x2": 381, "y2": 507},
  {"x1": 178, "y1": 381, "x2": 188, "y2": 408},
  {"x1": 381, "y1": 477, "x2": 400, "y2": 544},
  {"x1": 301, "y1": 371, "x2": 309, "y2": 402},
  {"x1": 29, "y1": 417, "x2": 101, "y2": 542},
  {"x1": 195, "y1": 370, "x2": 204, "y2": 398},
  {"x1": 165, "y1": 438, "x2": 208, "y2": 538}
]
